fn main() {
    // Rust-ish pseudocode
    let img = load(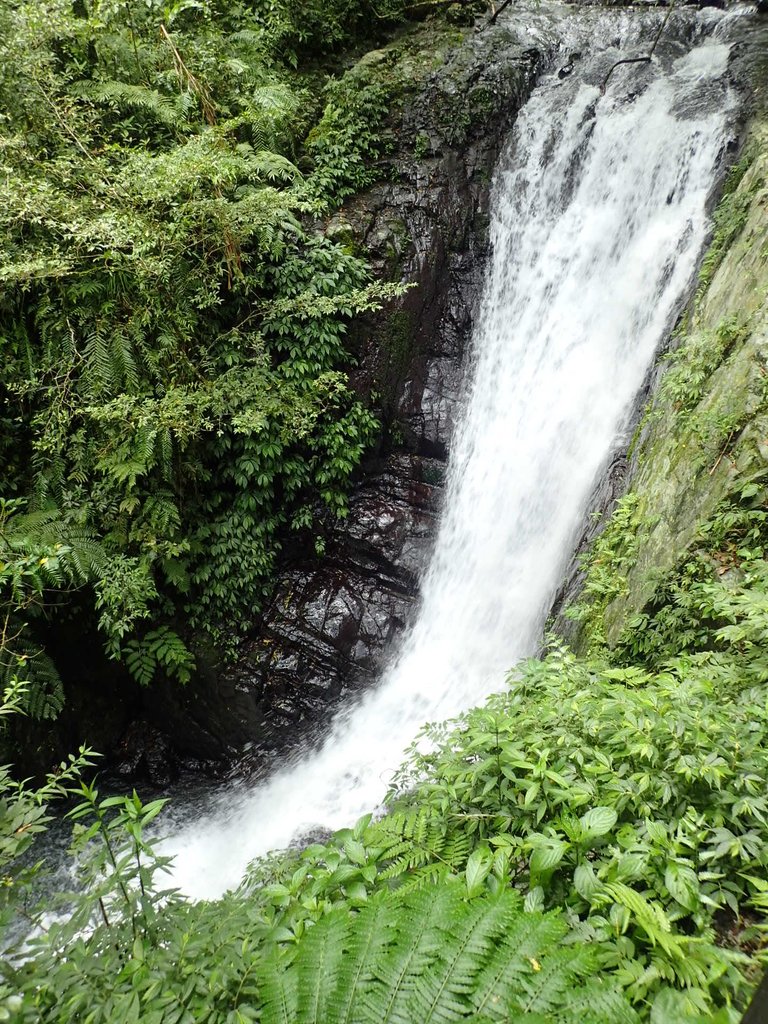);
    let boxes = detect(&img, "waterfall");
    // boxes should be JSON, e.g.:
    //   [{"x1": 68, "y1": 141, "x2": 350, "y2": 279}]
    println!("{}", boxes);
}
[{"x1": 163, "y1": 9, "x2": 740, "y2": 899}]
